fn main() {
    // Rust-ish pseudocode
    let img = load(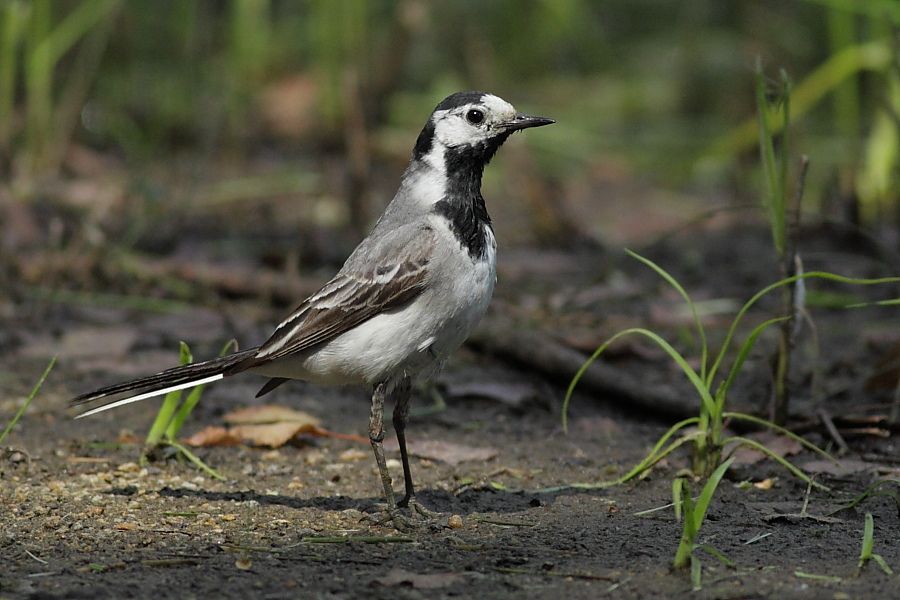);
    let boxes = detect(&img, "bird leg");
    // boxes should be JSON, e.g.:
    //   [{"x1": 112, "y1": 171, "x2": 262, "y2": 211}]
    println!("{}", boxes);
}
[
  {"x1": 369, "y1": 382, "x2": 397, "y2": 509},
  {"x1": 392, "y1": 376, "x2": 439, "y2": 519},
  {"x1": 368, "y1": 382, "x2": 414, "y2": 530}
]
